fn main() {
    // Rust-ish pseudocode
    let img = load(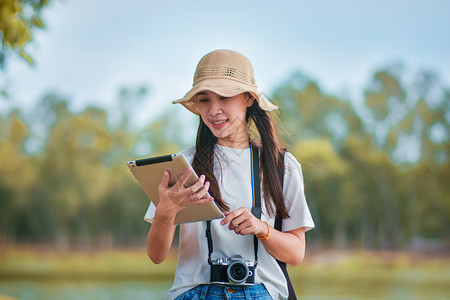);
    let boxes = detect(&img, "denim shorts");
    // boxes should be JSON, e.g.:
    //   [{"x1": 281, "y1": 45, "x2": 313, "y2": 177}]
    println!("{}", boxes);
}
[{"x1": 174, "y1": 284, "x2": 272, "y2": 300}]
